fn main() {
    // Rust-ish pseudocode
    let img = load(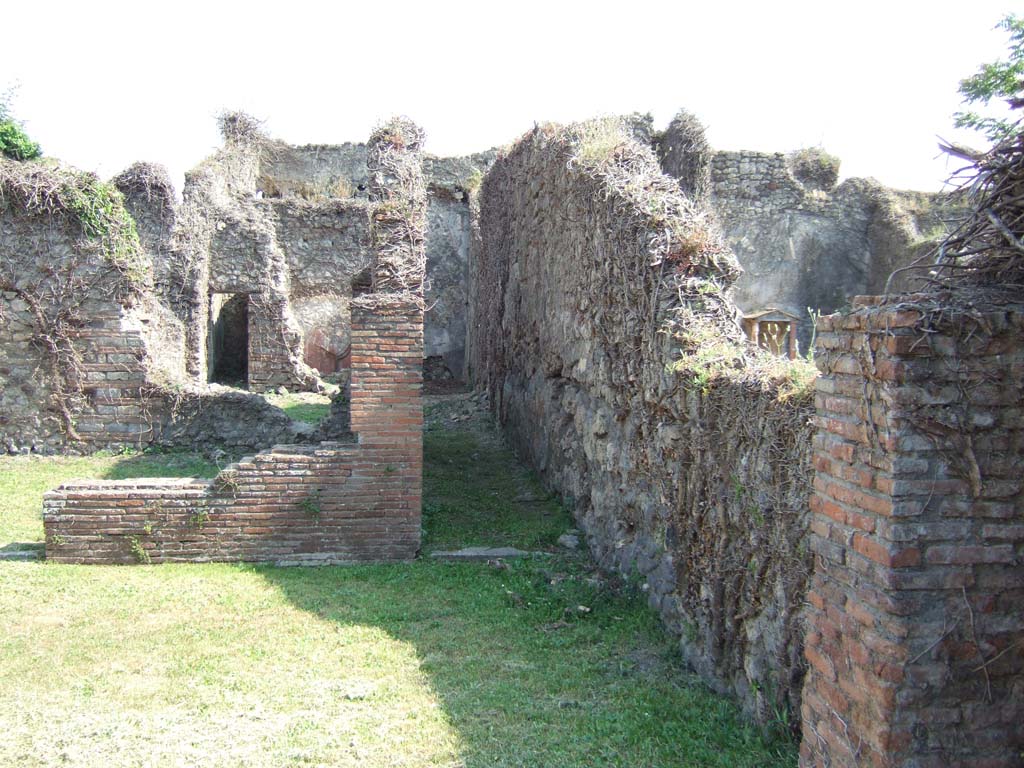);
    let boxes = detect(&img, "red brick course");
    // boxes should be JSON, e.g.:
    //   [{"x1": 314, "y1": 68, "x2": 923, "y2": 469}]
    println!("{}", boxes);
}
[
  {"x1": 44, "y1": 300, "x2": 424, "y2": 565},
  {"x1": 801, "y1": 301, "x2": 1024, "y2": 768}
]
